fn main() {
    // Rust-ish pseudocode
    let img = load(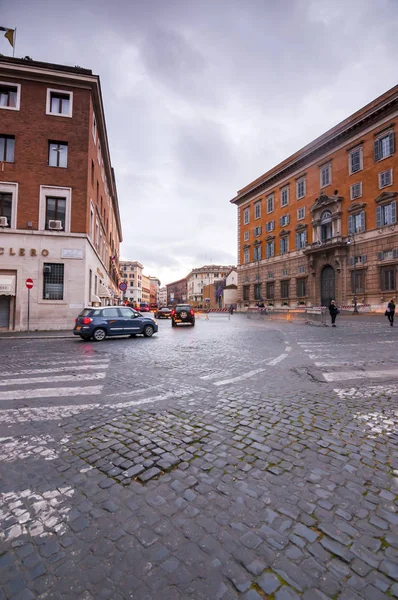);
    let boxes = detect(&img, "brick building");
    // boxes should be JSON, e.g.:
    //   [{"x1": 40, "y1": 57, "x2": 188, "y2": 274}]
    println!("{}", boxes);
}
[
  {"x1": 231, "y1": 85, "x2": 398, "y2": 310},
  {"x1": 0, "y1": 57, "x2": 122, "y2": 330},
  {"x1": 166, "y1": 277, "x2": 187, "y2": 306}
]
